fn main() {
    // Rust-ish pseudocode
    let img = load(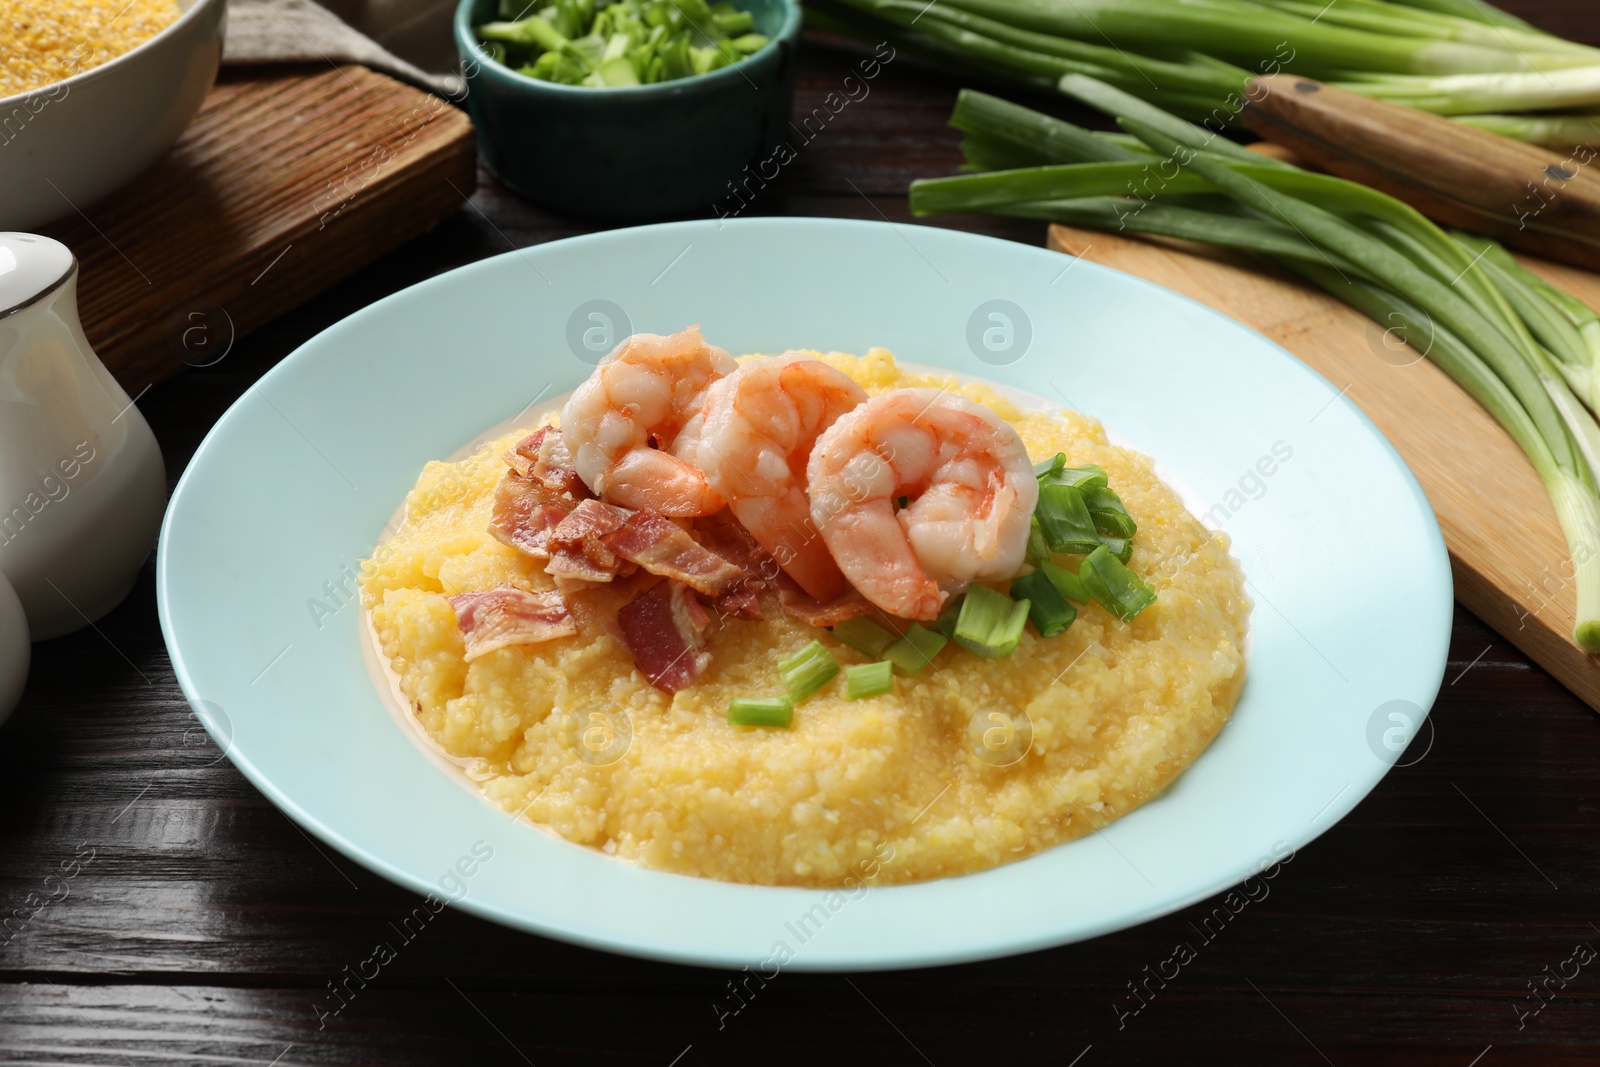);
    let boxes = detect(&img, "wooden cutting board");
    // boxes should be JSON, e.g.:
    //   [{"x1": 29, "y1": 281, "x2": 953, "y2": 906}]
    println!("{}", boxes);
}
[
  {"x1": 1047, "y1": 224, "x2": 1600, "y2": 709},
  {"x1": 37, "y1": 65, "x2": 476, "y2": 393}
]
